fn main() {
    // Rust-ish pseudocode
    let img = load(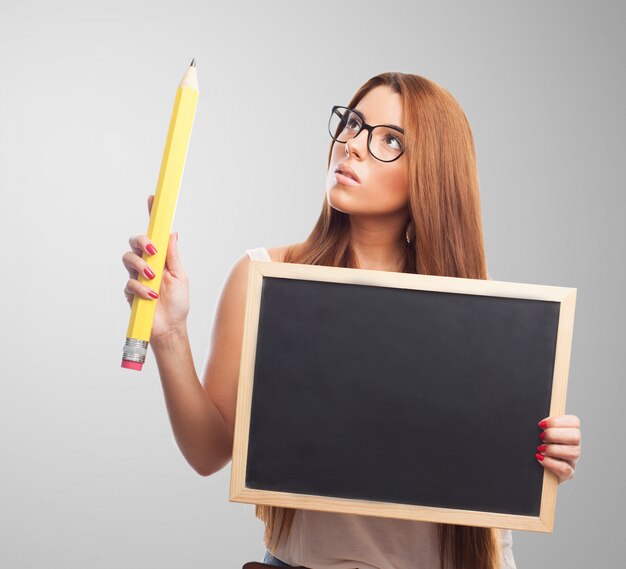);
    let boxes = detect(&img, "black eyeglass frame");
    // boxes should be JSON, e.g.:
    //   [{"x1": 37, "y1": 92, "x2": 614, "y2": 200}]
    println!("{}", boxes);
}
[{"x1": 328, "y1": 105, "x2": 406, "y2": 163}]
